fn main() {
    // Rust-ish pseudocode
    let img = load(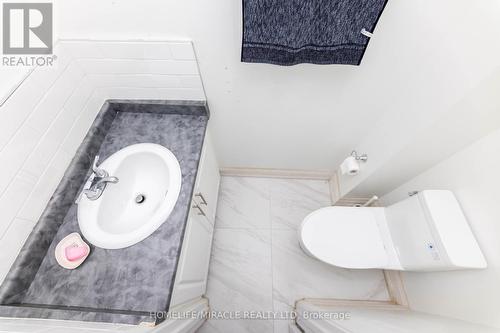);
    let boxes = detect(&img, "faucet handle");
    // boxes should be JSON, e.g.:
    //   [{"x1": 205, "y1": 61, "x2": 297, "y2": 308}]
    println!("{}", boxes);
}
[{"x1": 91, "y1": 155, "x2": 107, "y2": 178}]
